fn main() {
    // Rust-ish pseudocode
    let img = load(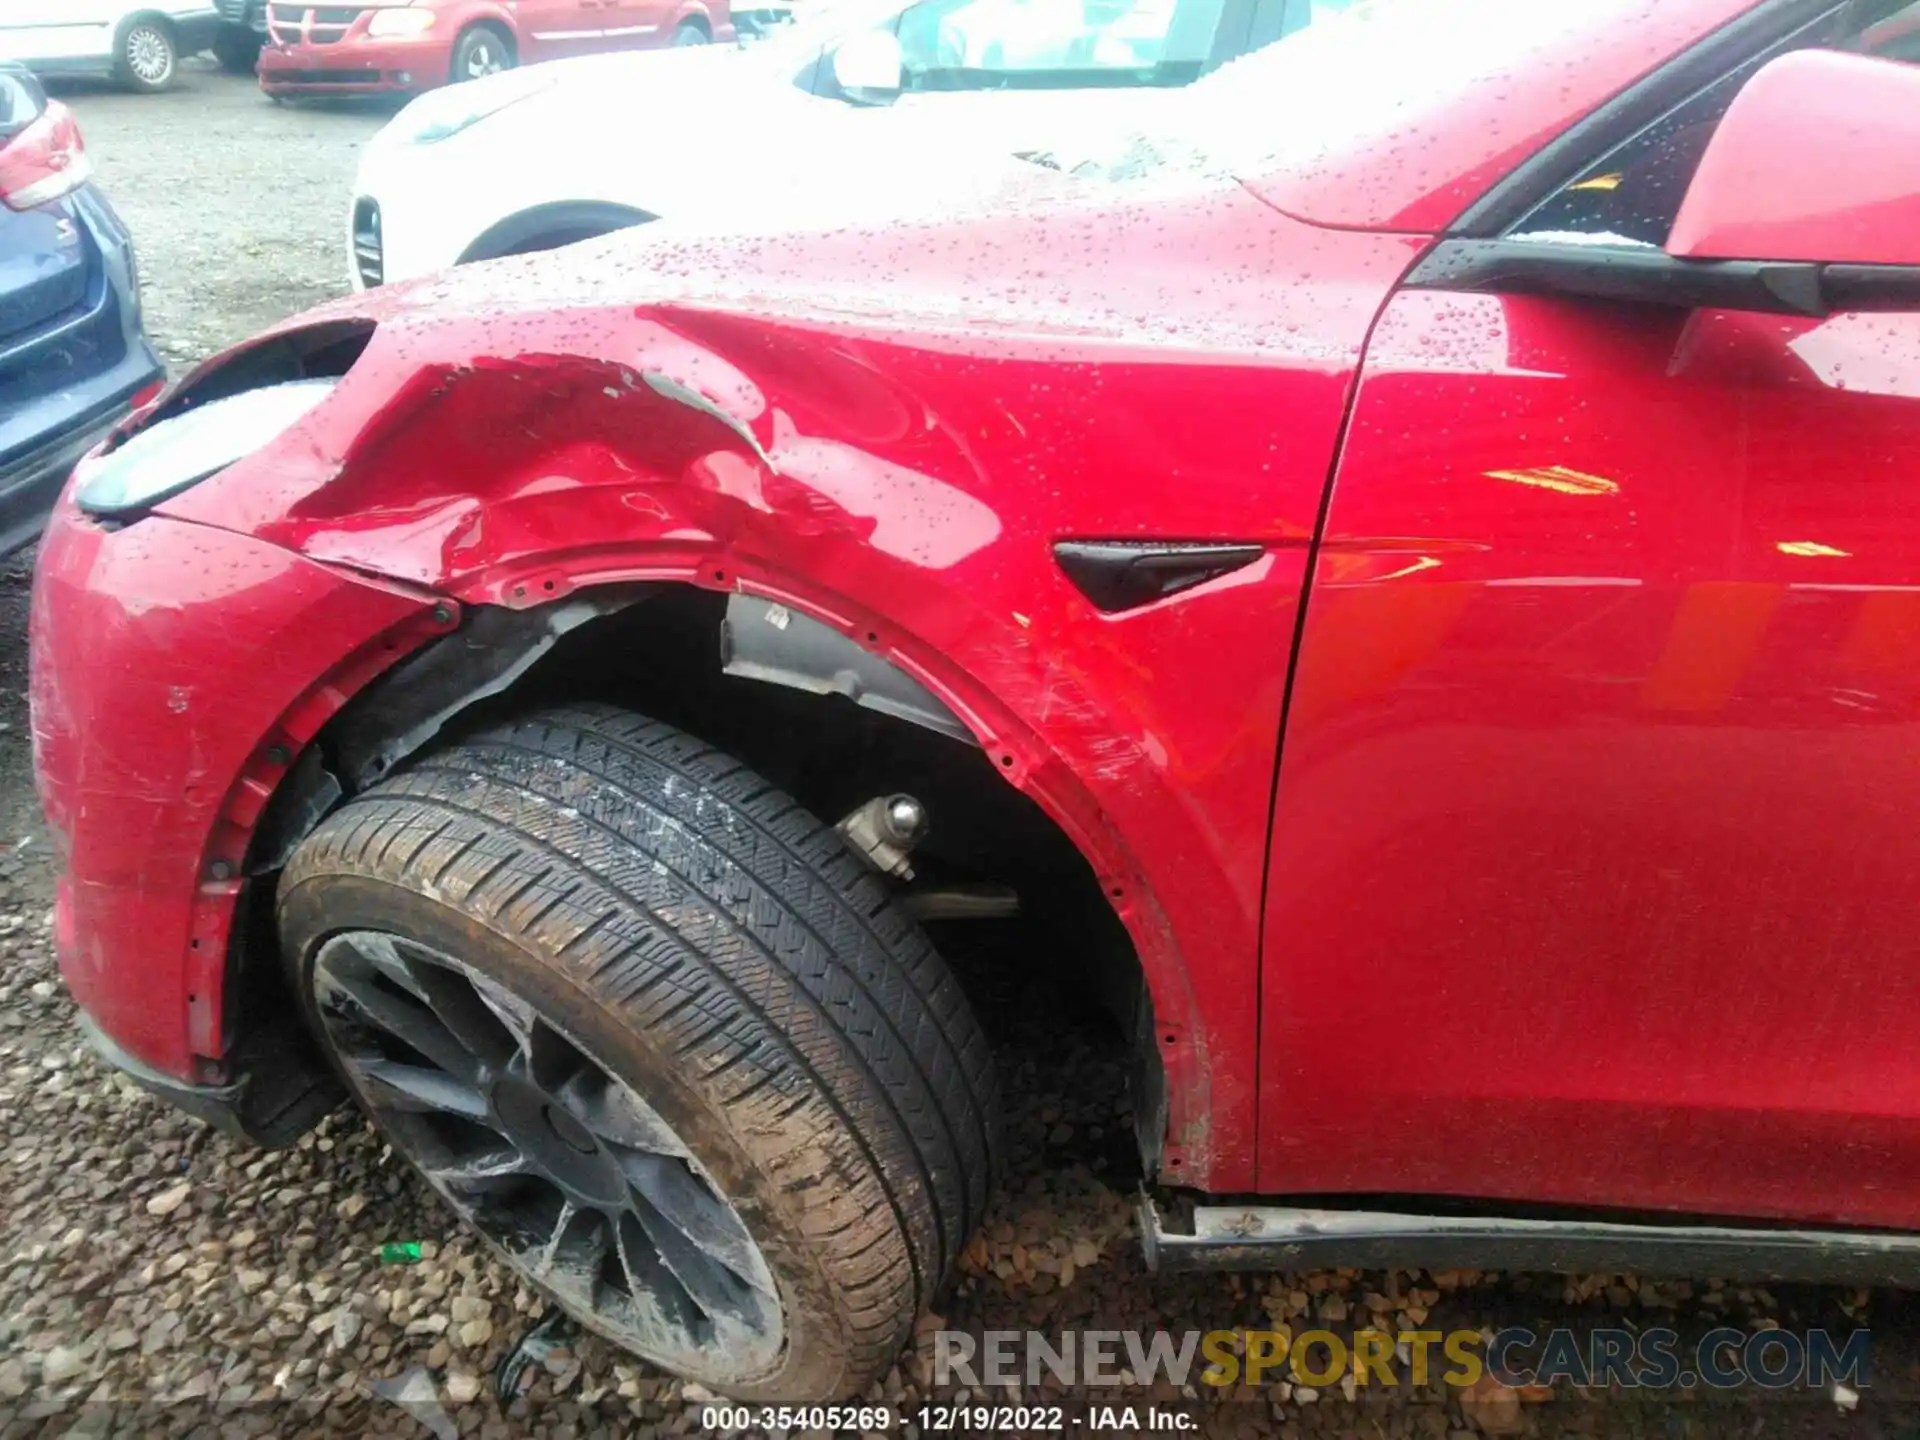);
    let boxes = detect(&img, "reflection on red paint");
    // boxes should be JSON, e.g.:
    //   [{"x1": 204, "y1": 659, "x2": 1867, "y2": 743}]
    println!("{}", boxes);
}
[{"x1": 1264, "y1": 281, "x2": 1920, "y2": 1227}]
